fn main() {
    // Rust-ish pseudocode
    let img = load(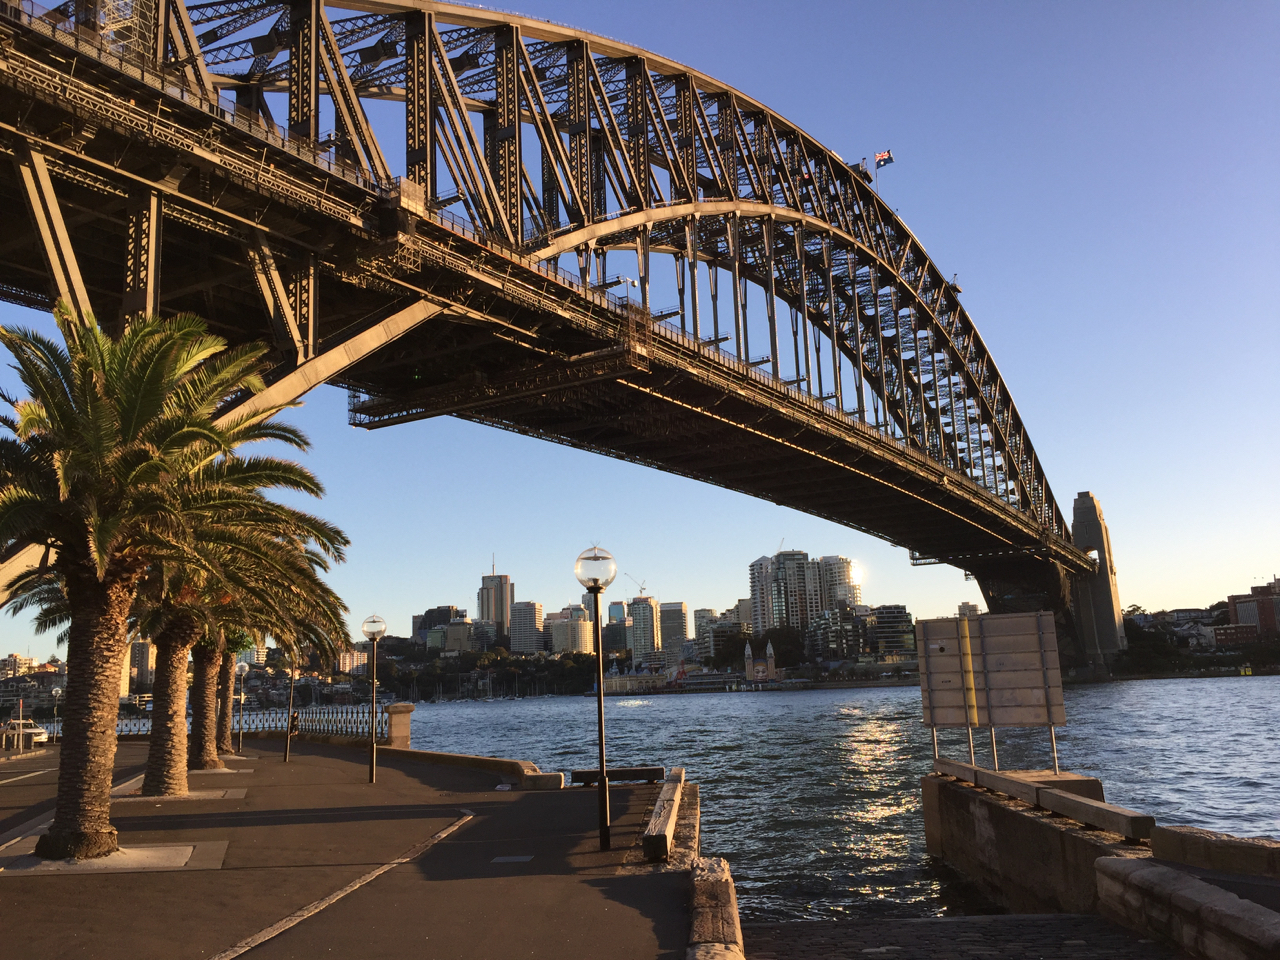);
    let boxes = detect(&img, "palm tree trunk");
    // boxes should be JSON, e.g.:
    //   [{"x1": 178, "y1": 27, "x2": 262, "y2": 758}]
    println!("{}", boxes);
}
[
  {"x1": 34, "y1": 573, "x2": 134, "y2": 860},
  {"x1": 216, "y1": 651, "x2": 234, "y2": 754},
  {"x1": 142, "y1": 620, "x2": 199, "y2": 796},
  {"x1": 188, "y1": 641, "x2": 223, "y2": 770}
]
